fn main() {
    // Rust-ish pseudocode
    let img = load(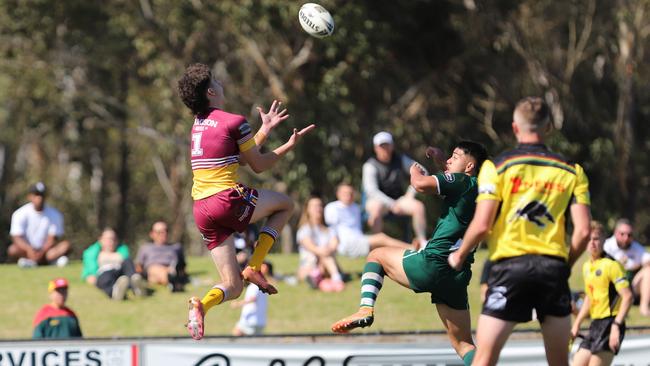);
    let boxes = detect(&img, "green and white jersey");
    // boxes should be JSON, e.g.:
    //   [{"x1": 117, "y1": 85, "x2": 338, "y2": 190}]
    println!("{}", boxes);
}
[{"x1": 427, "y1": 172, "x2": 478, "y2": 258}]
